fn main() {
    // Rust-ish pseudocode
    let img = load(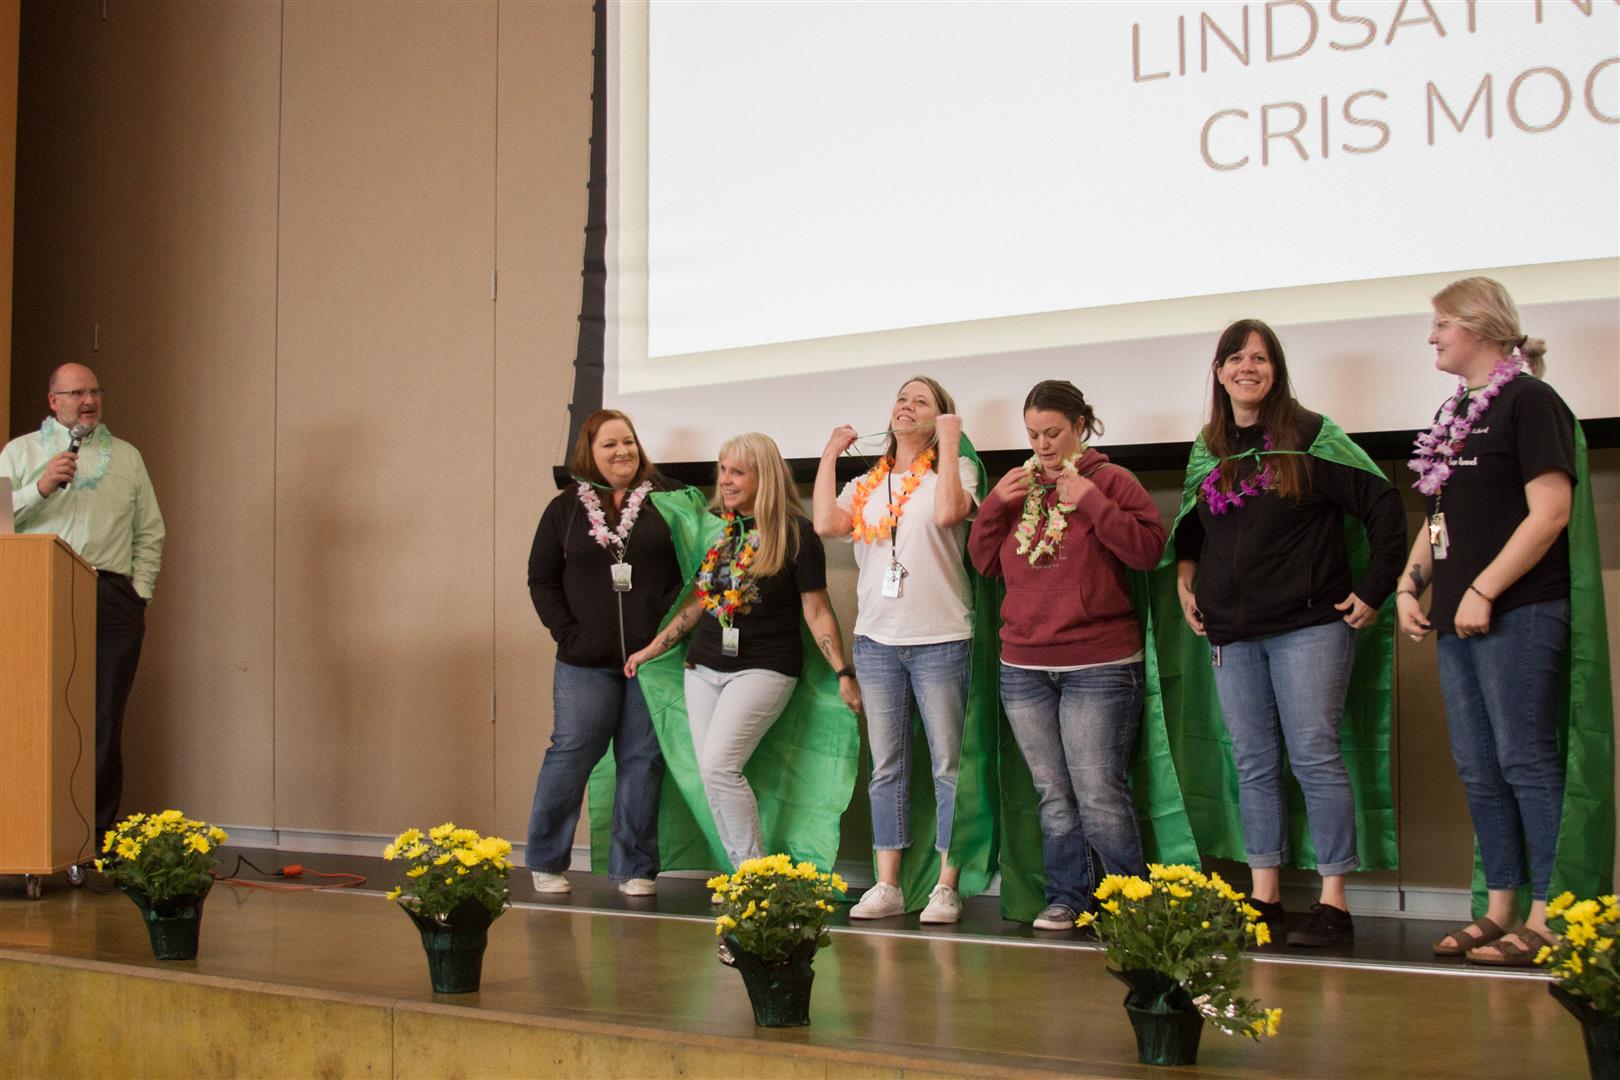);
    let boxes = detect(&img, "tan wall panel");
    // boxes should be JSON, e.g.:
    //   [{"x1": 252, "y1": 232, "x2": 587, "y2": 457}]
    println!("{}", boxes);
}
[
  {"x1": 492, "y1": 0, "x2": 594, "y2": 842},
  {"x1": 275, "y1": 0, "x2": 499, "y2": 833},
  {"x1": 8, "y1": 0, "x2": 97, "y2": 441},
  {"x1": 97, "y1": 0, "x2": 281, "y2": 826}
]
